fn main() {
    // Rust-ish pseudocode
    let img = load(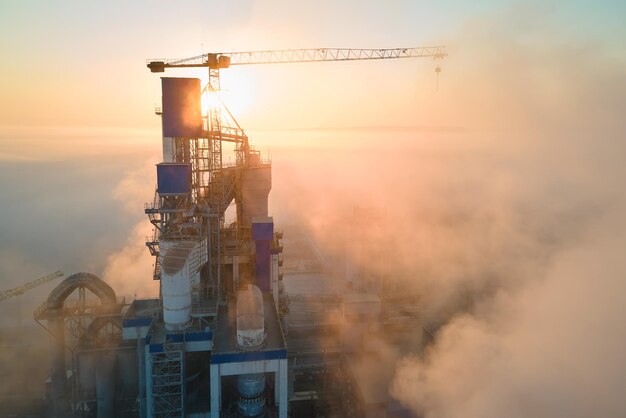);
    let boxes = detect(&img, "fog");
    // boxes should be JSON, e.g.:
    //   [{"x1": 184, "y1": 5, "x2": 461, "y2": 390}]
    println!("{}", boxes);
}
[
  {"x1": 383, "y1": 12, "x2": 626, "y2": 418},
  {"x1": 259, "y1": 121, "x2": 624, "y2": 416},
  {"x1": 0, "y1": 127, "x2": 160, "y2": 327},
  {"x1": 1, "y1": 4, "x2": 625, "y2": 416},
  {"x1": 251, "y1": 9, "x2": 626, "y2": 418}
]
